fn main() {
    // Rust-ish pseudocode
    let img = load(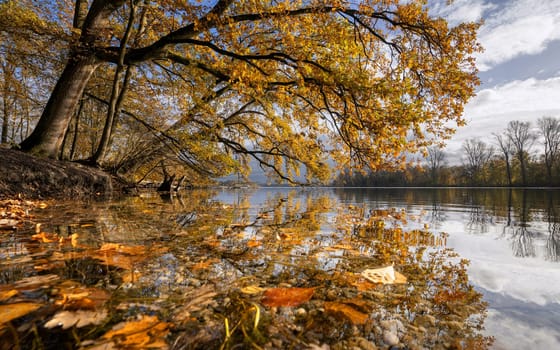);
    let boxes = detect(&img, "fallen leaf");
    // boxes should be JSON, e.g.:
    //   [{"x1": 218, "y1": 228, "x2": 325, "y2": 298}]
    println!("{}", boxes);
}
[
  {"x1": 325, "y1": 301, "x2": 368, "y2": 325},
  {"x1": 241, "y1": 285, "x2": 266, "y2": 295},
  {"x1": 342, "y1": 297, "x2": 373, "y2": 313},
  {"x1": 262, "y1": 287, "x2": 315, "y2": 307},
  {"x1": 0, "y1": 289, "x2": 18, "y2": 302},
  {"x1": 0, "y1": 303, "x2": 42, "y2": 325},
  {"x1": 32, "y1": 232, "x2": 58, "y2": 243},
  {"x1": 0, "y1": 218, "x2": 19, "y2": 230},
  {"x1": 351, "y1": 279, "x2": 378, "y2": 292},
  {"x1": 361, "y1": 266, "x2": 407, "y2": 285},
  {"x1": 192, "y1": 259, "x2": 217, "y2": 271},
  {"x1": 247, "y1": 238, "x2": 261, "y2": 248},
  {"x1": 44, "y1": 309, "x2": 108, "y2": 329},
  {"x1": 99, "y1": 243, "x2": 146, "y2": 255},
  {"x1": 13, "y1": 274, "x2": 60, "y2": 290},
  {"x1": 102, "y1": 315, "x2": 169, "y2": 347},
  {"x1": 121, "y1": 271, "x2": 142, "y2": 283}
]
